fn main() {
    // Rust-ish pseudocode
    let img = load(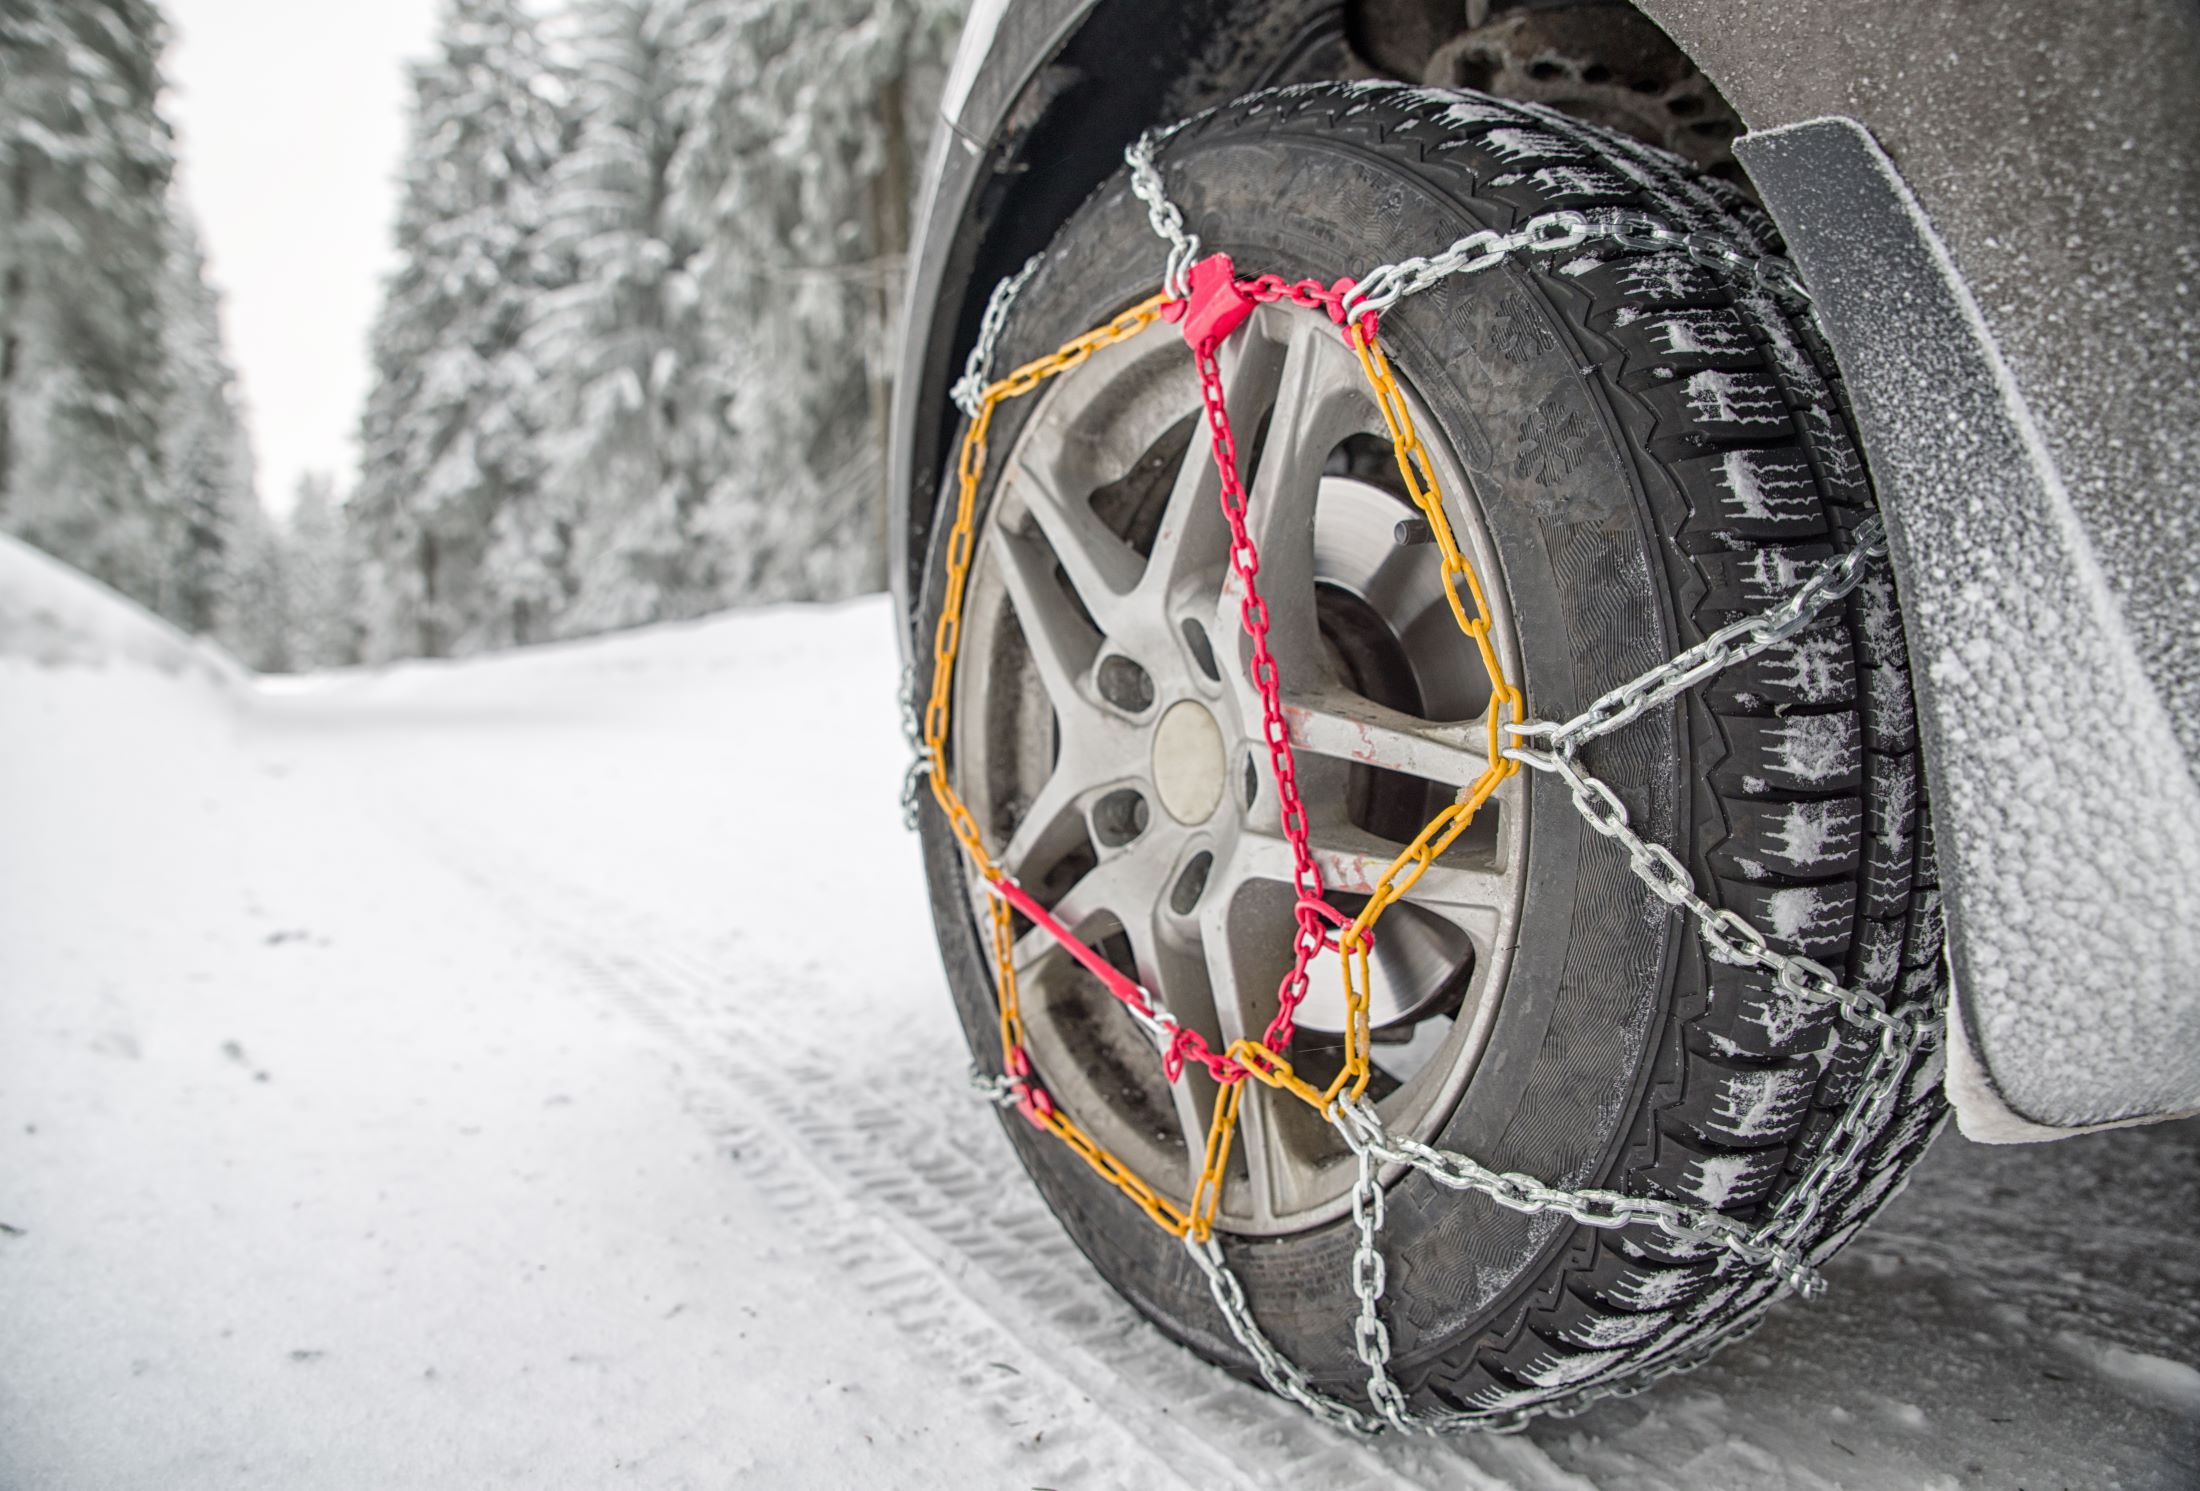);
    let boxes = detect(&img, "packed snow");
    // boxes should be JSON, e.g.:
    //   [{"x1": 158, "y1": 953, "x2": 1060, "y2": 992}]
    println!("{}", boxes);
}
[
  {"x1": 3, "y1": 550, "x2": 2195, "y2": 1489},
  {"x1": 1715, "y1": 449, "x2": 1820, "y2": 527}
]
